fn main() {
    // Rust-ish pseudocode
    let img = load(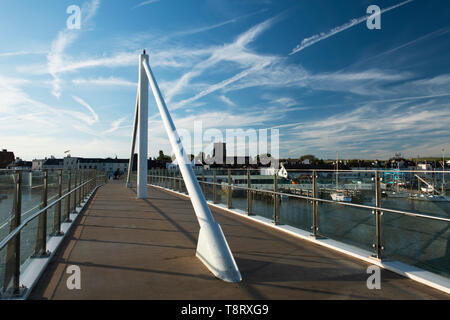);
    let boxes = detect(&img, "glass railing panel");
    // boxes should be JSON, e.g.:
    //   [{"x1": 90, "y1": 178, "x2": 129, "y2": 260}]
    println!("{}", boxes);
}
[
  {"x1": 203, "y1": 181, "x2": 214, "y2": 203},
  {"x1": 21, "y1": 171, "x2": 44, "y2": 221},
  {"x1": 0, "y1": 171, "x2": 15, "y2": 242},
  {"x1": 283, "y1": 170, "x2": 313, "y2": 199},
  {"x1": 382, "y1": 212, "x2": 450, "y2": 278},
  {"x1": 214, "y1": 182, "x2": 229, "y2": 208},
  {"x1": 229, "y1": 185, "x2": 246, "y2": 212},
  {"x1": 46, "y1": 171, "x2": 60, "y2": 239},
  {"x1": 247, "y1": 189, "x2": 274, "y2": 220},
  {"x1": 0, "y1": 243, "x2": 14, "y2": 297},
  {"x1": 318, "y1": 201, "x2": 376, "y2": 253},
  {"x1": 19, "y1": 216, "x2": 39, "y2": 273},
  {"x1": 279, "y1": 195, "x2": 313, "y2": 232}
]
